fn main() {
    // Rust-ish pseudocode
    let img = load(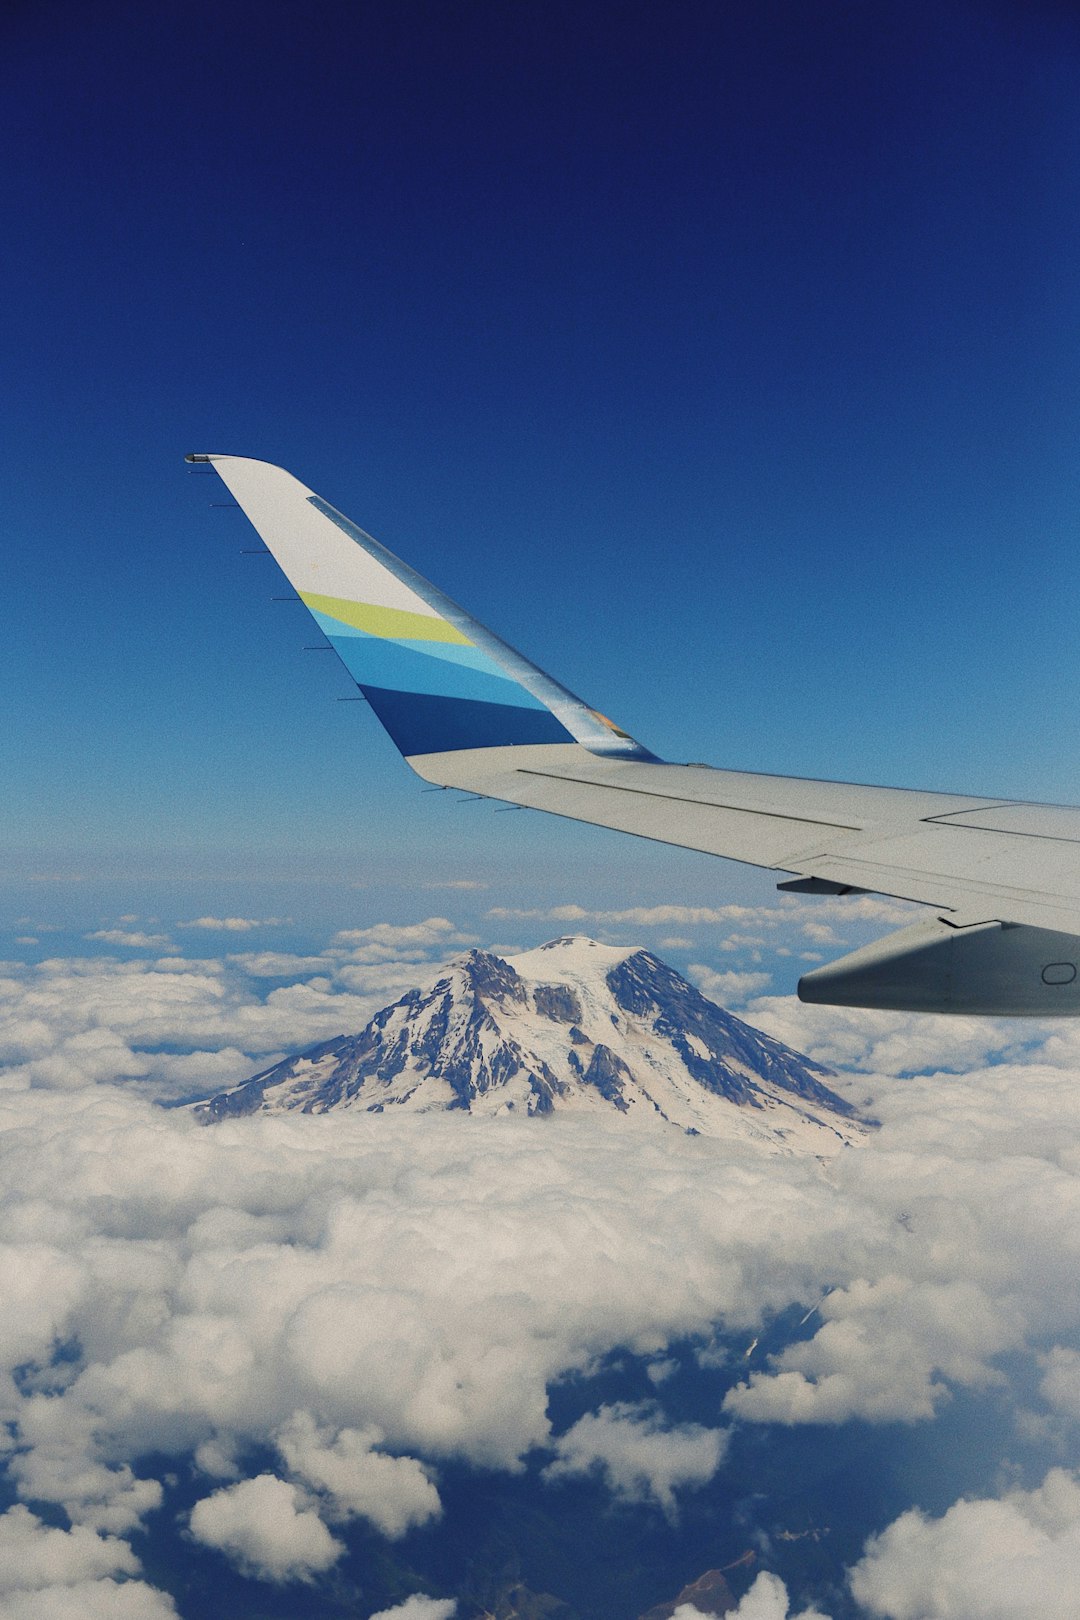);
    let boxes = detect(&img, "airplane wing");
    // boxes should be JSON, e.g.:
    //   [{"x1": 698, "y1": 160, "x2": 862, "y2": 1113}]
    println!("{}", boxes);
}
[{"x1": 188, "y1": 454, "x2": 1080, "y2": 1015}]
